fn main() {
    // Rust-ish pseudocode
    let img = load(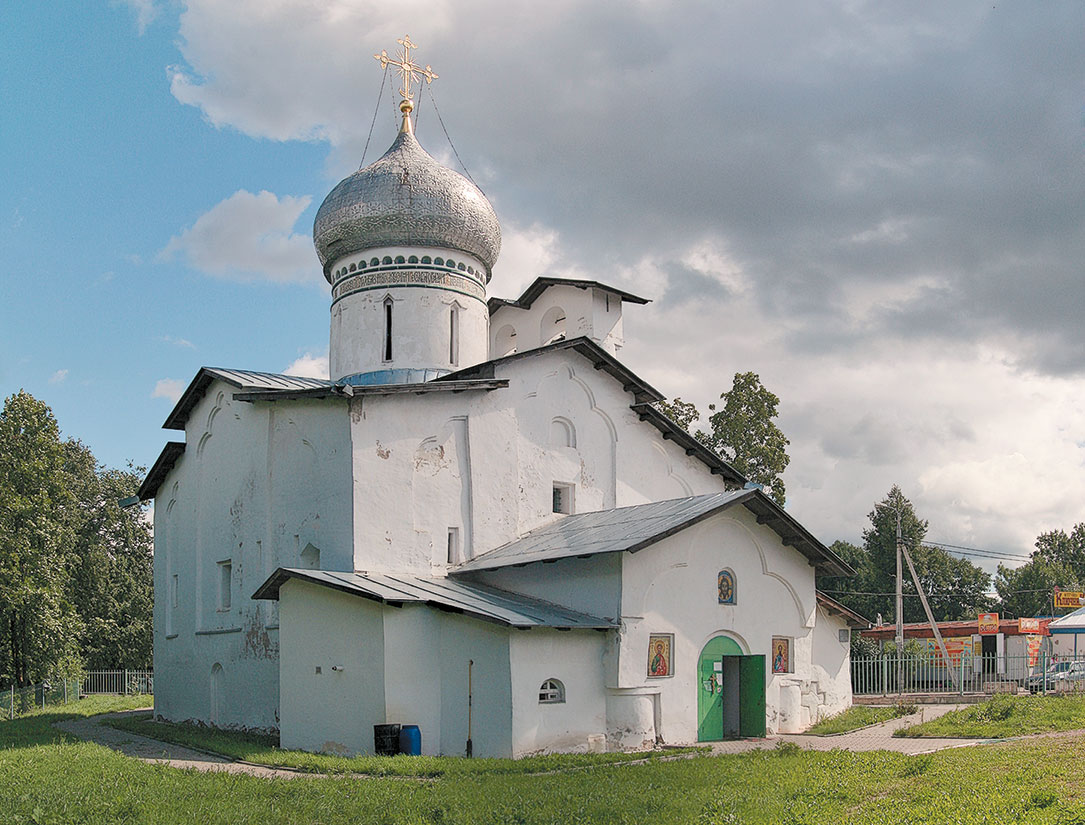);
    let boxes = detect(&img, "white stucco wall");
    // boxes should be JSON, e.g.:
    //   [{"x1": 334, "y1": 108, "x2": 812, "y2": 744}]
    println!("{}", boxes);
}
[
  {"x1": 508, "y1": 629, "x2": 607, "y2": 756},
  {"x1": 278, "y1": 580, "x2": 386, "y2": 754},
  {"x1": 489, "y1": 283, "x2": 627, "y2": 356},
  {"x1": 348, "y1": 347, "x2": 729, "y2": 575},
  {"x1": 809, "y1": 607, "x2": 853, "y2": 722},
  {"x1": 153, "y1": 384, "x2": 353, "y2": 731},
  {"x1": 277, "y1": 580, "x2": 513, "y2": 757},
  {"x1": 615, "y1": 508, "x2": 824, "y2": 739}
]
